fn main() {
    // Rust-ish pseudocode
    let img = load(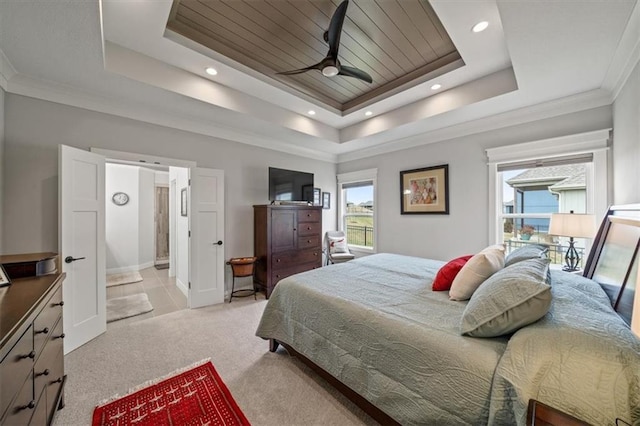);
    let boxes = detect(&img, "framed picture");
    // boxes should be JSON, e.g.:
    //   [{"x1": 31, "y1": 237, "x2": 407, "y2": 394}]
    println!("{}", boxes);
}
[
  {"x1": 181, "y1": 187, "x2": 188, "y2": 217},
  {"x1": 400, "y1": 164, "x2": 449, "y2": 215},
  {"x1": 322, "y1": 192, "x2": 331, "y2": 209},
  {"x1": 0, "y1": 264, "x2": 11, "y2": 287},
  {"x1": 313, "y1": 188, "x2": 321, "y2": 206}
]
